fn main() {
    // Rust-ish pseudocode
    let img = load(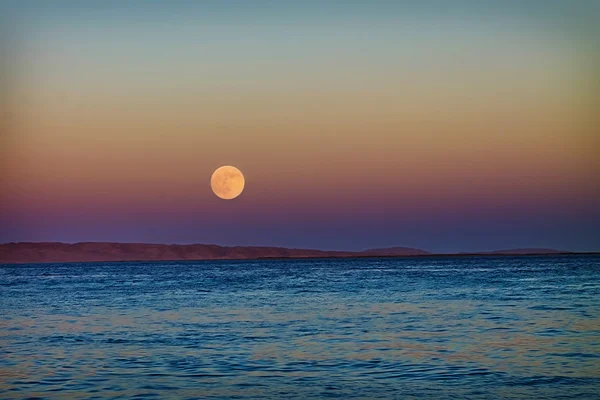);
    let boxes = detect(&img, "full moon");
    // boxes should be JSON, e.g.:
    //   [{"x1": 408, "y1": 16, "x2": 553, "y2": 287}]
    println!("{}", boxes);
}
[{"x1": 210, "y1": 165, "x2": 245, "y2": 200}]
